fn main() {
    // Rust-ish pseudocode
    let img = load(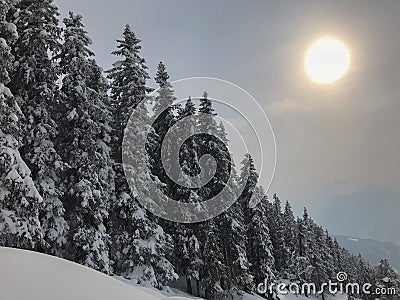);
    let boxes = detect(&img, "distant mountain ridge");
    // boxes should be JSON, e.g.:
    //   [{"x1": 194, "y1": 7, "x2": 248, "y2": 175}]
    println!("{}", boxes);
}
[{"x1": 333, "y1": 234, "x2": 400, "y2": 271}]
